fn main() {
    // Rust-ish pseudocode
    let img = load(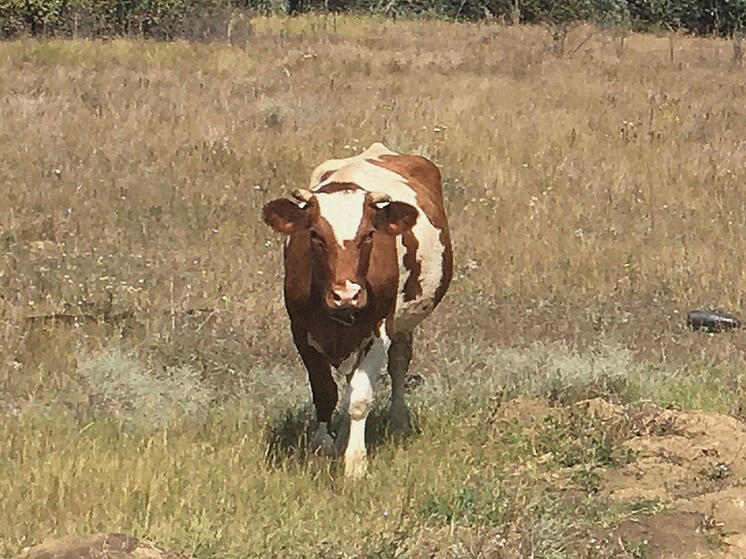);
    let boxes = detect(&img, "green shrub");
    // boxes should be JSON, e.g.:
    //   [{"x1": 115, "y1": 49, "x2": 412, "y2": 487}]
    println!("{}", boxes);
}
[
  {"x1": 78, "y1": 348, "x2": 215, "y2": 430},
  {"x1": 0, "y1": 0, "x2": 241, "y2": 39},
  {"x1": 627, "y1": 0, "x2": 746, "y2": 35}
]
